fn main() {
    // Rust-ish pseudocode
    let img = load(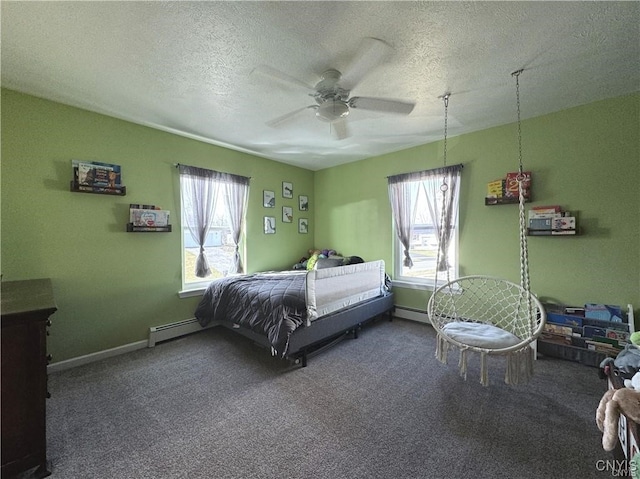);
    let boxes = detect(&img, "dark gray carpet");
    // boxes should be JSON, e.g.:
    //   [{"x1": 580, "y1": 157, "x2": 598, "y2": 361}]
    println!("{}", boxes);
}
[{"x1": 40, "y1": 319, "x2": 613, "y2": 478}]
